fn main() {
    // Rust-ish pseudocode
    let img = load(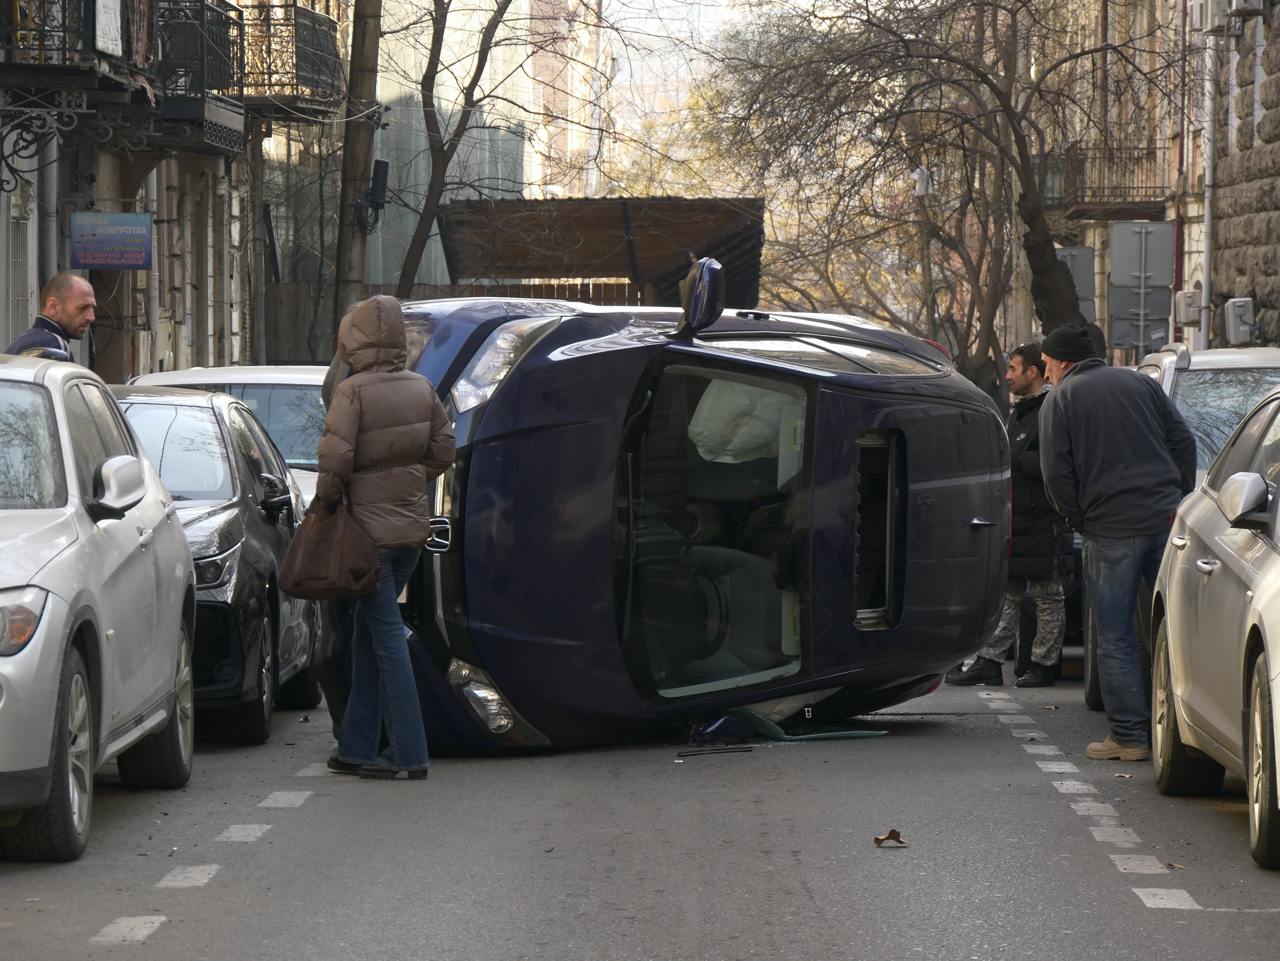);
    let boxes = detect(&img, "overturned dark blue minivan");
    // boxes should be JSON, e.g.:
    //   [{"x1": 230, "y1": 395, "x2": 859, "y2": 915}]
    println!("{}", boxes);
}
[{"x1": 397, "y1": 288, "x2": 1009, "y2": 752}]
